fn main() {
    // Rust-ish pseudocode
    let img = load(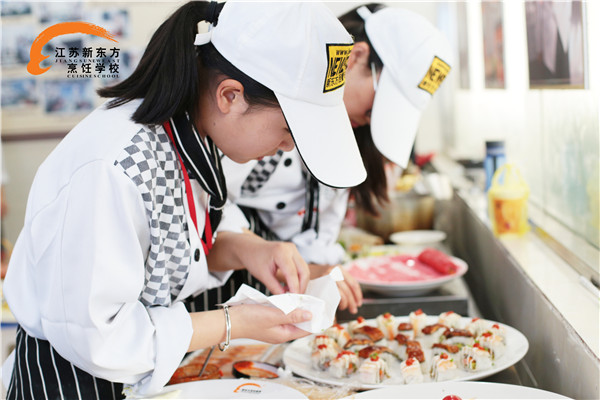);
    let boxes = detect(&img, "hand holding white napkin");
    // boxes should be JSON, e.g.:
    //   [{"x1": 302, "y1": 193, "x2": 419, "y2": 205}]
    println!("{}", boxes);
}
[{"x1": 225, "y1": 267, "x2": 344, "y2": 334}]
